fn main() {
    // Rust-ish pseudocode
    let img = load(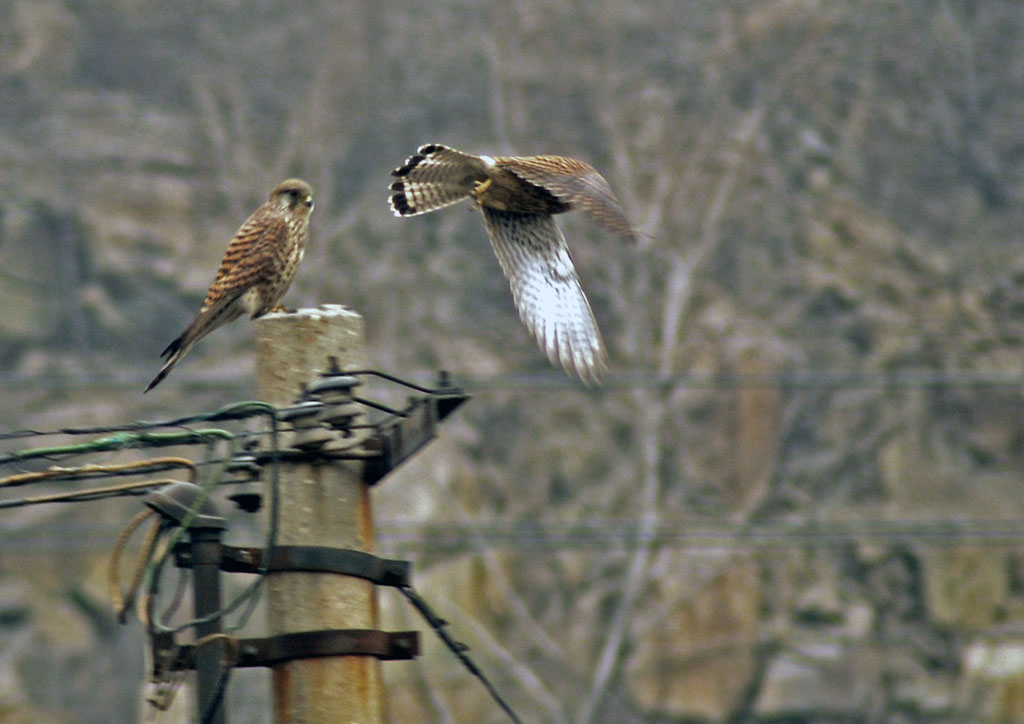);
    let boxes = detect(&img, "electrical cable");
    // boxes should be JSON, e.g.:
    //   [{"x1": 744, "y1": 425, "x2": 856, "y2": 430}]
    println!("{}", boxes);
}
[{"x1": 399, "y1": 584, "x2": 523, "y2": 724}]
